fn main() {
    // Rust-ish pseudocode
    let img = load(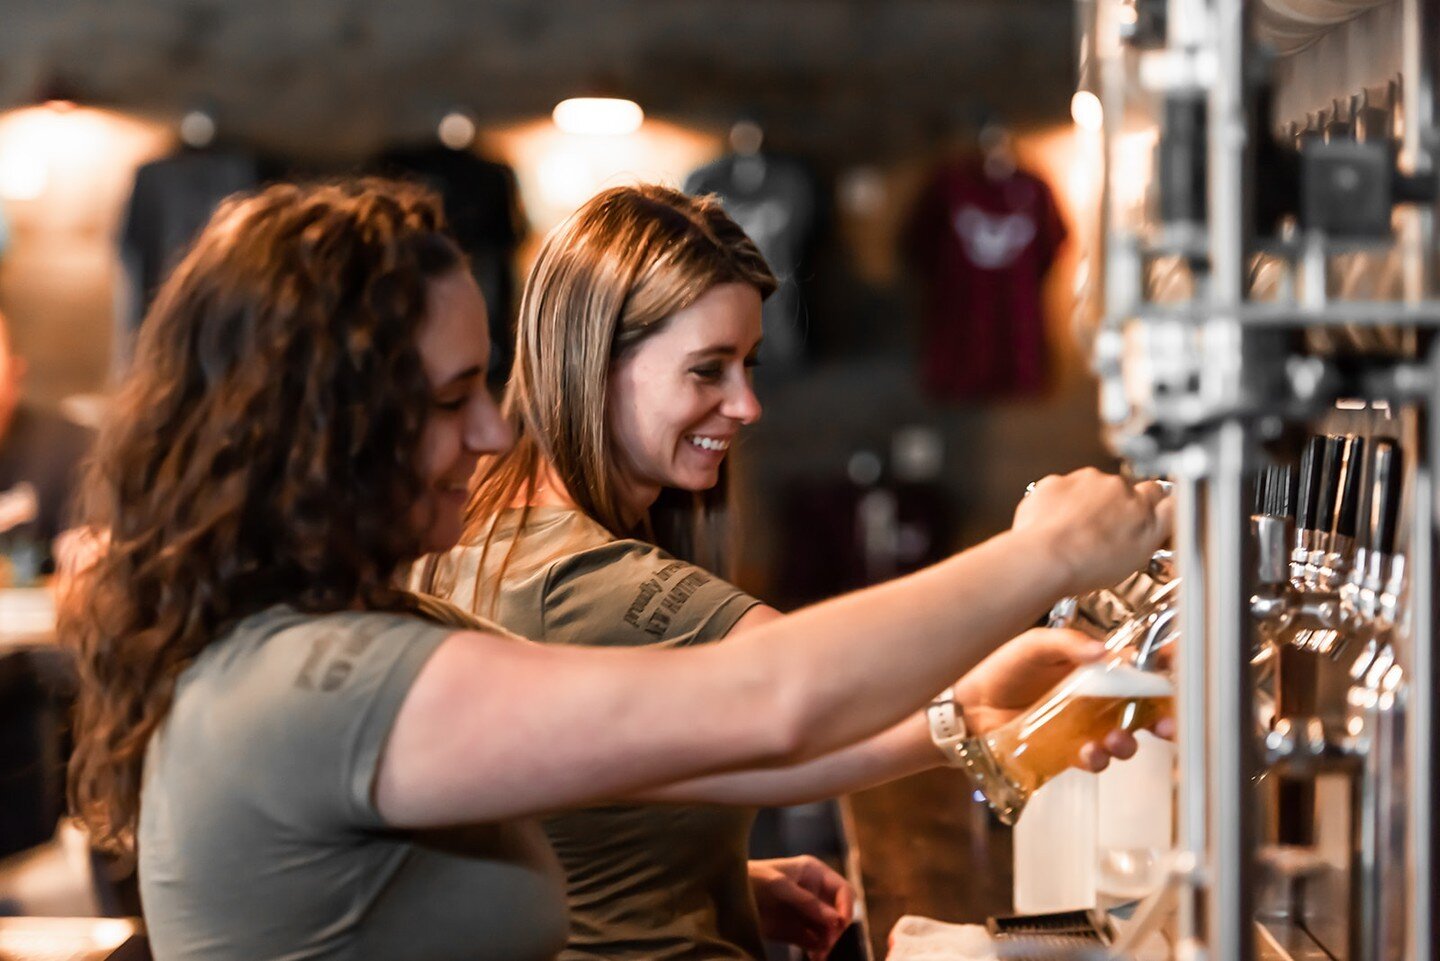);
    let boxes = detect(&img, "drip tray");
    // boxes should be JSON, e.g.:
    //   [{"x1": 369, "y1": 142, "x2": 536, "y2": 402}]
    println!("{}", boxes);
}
[{"x1": 985, "y1": 909, "x2": 1114, "y2": 959}]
